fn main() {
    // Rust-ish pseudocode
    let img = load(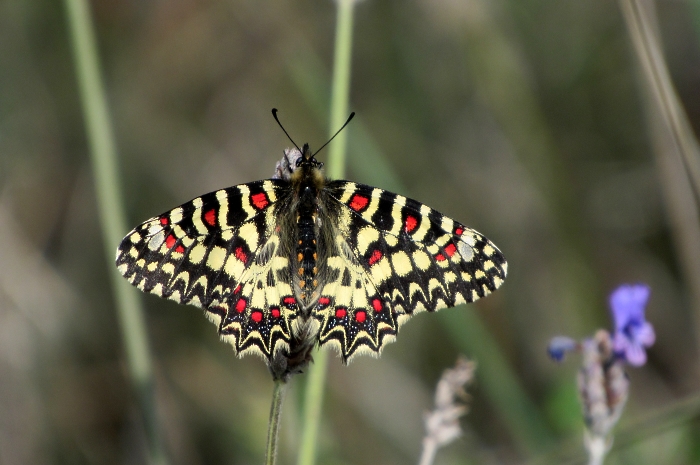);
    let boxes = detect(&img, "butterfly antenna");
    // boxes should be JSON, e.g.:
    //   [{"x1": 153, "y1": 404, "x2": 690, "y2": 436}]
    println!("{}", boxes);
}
[
  {"x1": 313, "y1": 112, "x2": 355, "y2": 157},
  {"x1": 272, "y1": 108, "x2": 302, "y2": 153}
]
